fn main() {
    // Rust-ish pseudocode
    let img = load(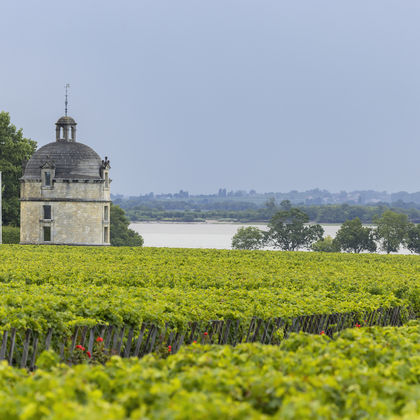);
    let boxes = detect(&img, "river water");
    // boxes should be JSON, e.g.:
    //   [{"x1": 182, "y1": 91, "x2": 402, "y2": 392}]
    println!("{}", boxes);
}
[
  {"x1": 130, "y1": 222, "x2": 272, "y2": 249},
  {"x1": 129, "y1": 222, "x2": 406, "y2": 252},
  {"x1": 129, "y1": 222, "x2": 413, "y2": 254}
]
